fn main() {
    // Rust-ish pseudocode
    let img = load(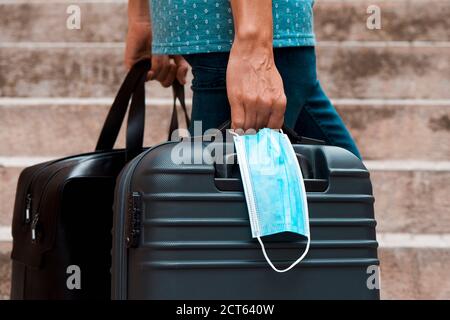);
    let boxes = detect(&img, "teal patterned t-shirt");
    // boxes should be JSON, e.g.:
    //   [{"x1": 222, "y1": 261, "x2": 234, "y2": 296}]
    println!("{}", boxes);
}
[{"x1": 150, "y1": 0, "x2": 315, "y2": 54}]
